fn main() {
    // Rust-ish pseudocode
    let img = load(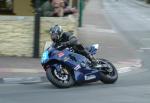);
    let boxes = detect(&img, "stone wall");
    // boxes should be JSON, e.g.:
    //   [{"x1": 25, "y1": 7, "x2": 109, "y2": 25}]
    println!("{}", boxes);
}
[{"x1": 0, "y1": 16, "x2": 78, "y2": 57}]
